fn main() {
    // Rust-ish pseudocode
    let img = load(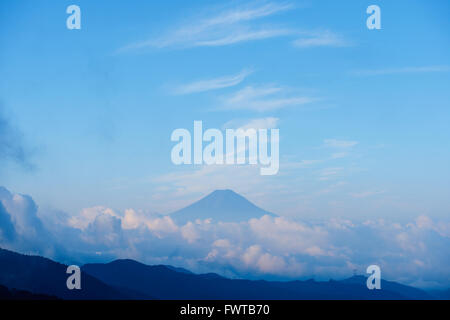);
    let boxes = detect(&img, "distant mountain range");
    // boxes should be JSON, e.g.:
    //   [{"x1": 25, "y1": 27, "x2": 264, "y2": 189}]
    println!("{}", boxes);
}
[
  {"x1": 0, "y1": 247, "x2": 444, "y2": 300},
  {"x1": 170, "y1": 189, "x2": 276, "y2": 223}
]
